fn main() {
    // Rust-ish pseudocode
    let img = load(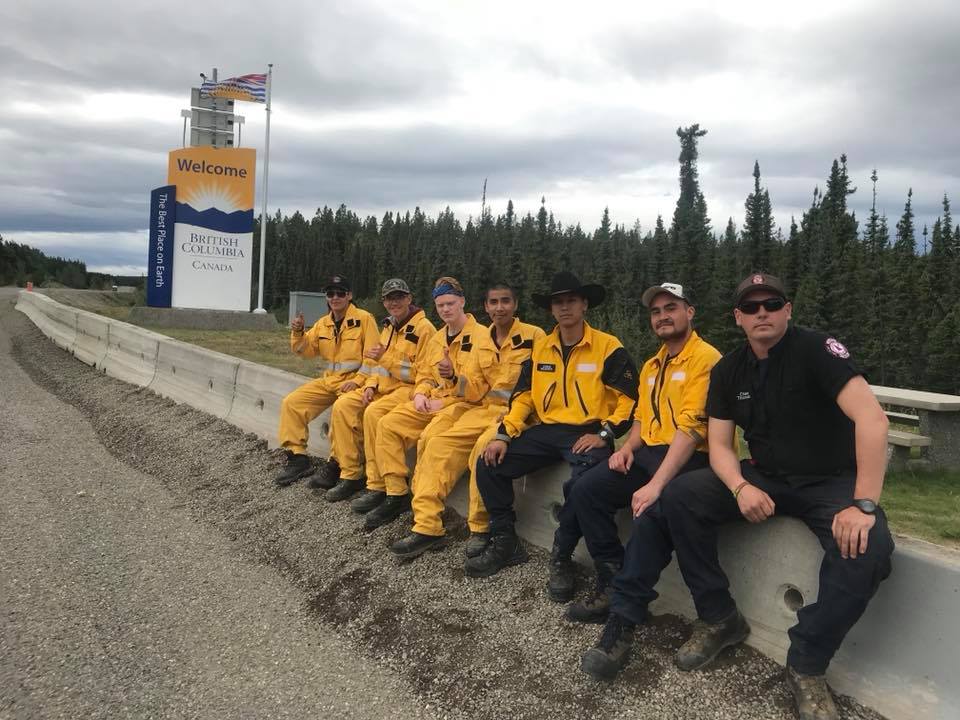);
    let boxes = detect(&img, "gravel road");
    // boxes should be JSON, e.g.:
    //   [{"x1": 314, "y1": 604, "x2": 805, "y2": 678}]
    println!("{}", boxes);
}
[{"x1": 0, "y1": 289, "x2": 887, "y2": 720}]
